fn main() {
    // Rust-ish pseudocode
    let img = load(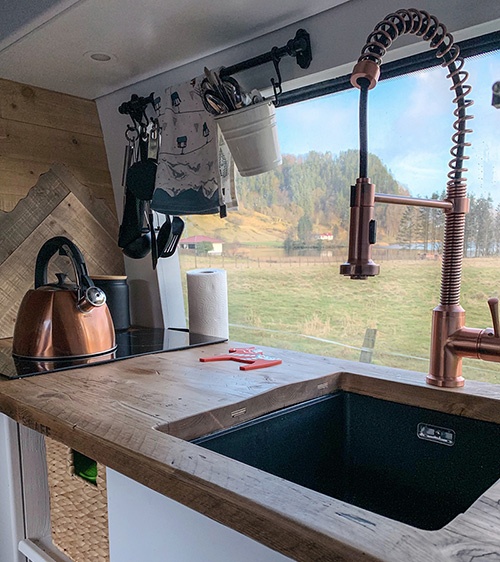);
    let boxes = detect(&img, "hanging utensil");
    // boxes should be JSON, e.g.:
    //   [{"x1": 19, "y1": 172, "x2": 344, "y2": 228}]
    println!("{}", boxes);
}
[
  {"x1": 156, "y1": 215, "x2": 172, "y2": 257},
  {"x1": 221, "y1": 76, "x2": 244, "y2": 109},
  {"x1": 213, "y1": 70, "x2": 236, "y2": 110},
  {"x1": 121, "y1": 125, "x2": 138, "y2": 187},
  {"x1": 204, "y1": 67, "x2": 235, "y2": 111},
  {"x1": 203, "y1": 90, "x2": 230, "y2": 115},
  {"x1": 160, "y1": 216, "x2": 185, "y2": 258}
]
